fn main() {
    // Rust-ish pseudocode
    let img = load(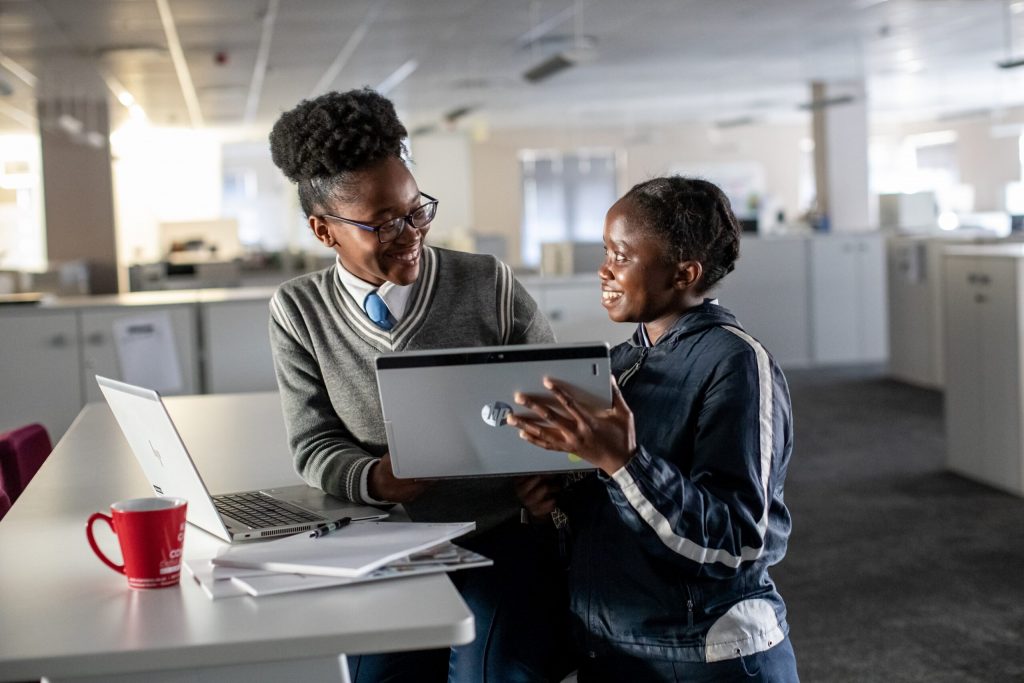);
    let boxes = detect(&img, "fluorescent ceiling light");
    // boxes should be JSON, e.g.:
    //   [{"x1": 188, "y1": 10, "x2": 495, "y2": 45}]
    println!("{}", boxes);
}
[
  {"x1": 0, "y1": 51, "x2": 37, "y2": 88},
  {"x1": 57, "y1": 114, "x2": 84, "y2": 136},
  {"x1": 443, "y1": 105, "x2": 475, "y2": 123},
  {"x1": 377, "y1": 59, "x2": 419, "y2": 96},
  {"x1": 517, "y1": 5, "x2": 576, "y2": 48},
  {"x1": 155, "y1": 0, "x2": 204, "y2": 127},
  {"x1": 714, "y1": 116, "x2": 757, "y2": 129},
  {"x1": 409, "y1": 123, "x2": 437, "y2": 137},
  {"x1": 245, "y1": 0, "x2": 278, "y2": 124},
  {"x1": 0, "y1": 101, "x2": 35, "y2": 127},
  {"x1": 997, "y1": 56, "x2": 1024, "y2": 69},
  {"x1": 523, "y1": 54, "x2": 575, "y2": 83},
  {"x1": 797, "y1": 95, "x2": 856, "y2": 110},
  {"x1": 310, "y1": 4, "x2": 381, "y2": 97}
]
